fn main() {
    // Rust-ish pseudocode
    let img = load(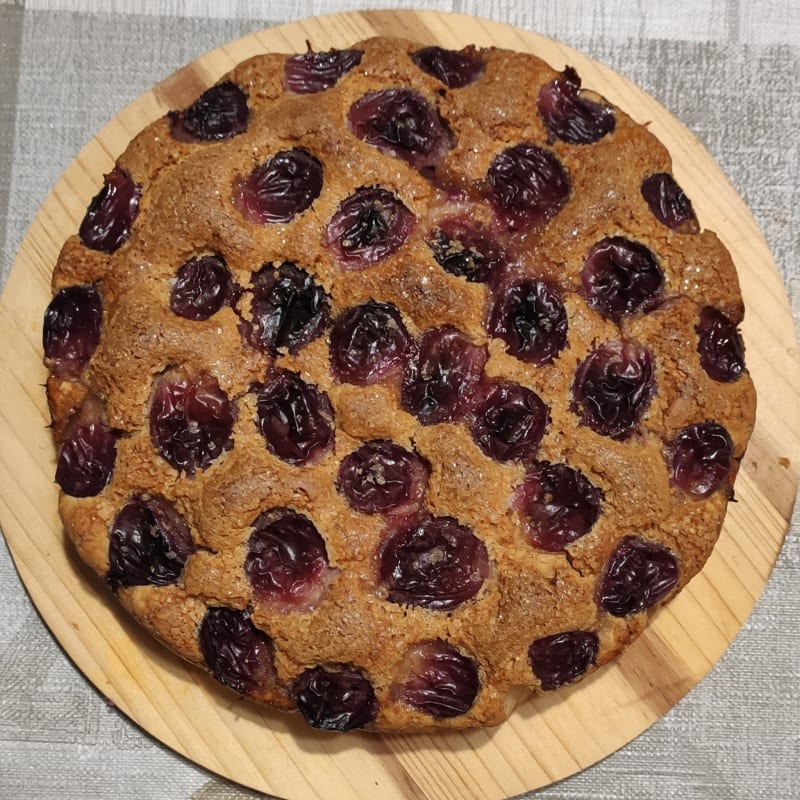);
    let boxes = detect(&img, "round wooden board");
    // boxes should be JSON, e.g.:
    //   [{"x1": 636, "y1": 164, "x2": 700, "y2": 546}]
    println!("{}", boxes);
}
[{"x1": 2, "y1": 9, "x2": 799, "y2": 800}]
